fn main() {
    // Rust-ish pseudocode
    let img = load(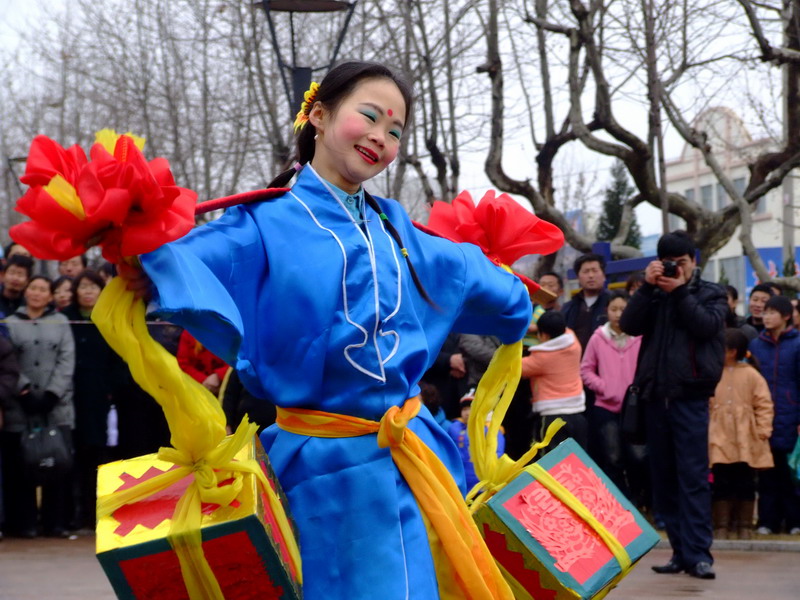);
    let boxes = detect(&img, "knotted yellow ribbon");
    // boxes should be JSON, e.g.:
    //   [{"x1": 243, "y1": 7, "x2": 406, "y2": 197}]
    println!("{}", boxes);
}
[
  {"x1": 93, "y1": 276, "x2": 302, "y2": 599},
  {"x1": 276, "y1": 398, "x2": 514, "y2": 600},
  {"x1": 466, "y1": 337, "x2": 632, "y2": 585}
]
